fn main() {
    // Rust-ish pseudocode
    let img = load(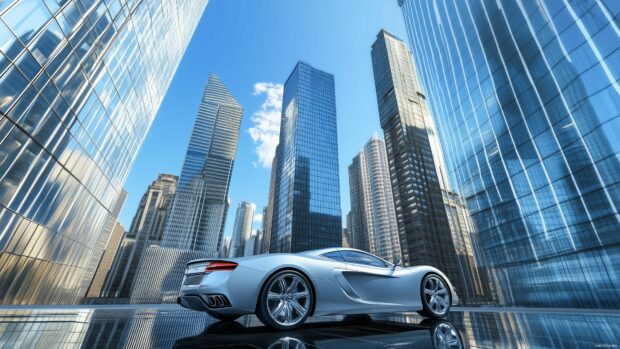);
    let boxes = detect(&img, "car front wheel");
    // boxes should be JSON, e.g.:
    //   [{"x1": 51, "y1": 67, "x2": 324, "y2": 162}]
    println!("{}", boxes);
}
[
  {"x1": 417, "y1": 273, "x2": 452, "y2": 318},
  {"x1": 257, "y1": 270, "x2": 314, "y2": 330}
]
